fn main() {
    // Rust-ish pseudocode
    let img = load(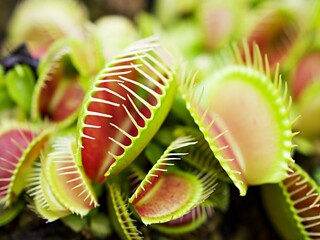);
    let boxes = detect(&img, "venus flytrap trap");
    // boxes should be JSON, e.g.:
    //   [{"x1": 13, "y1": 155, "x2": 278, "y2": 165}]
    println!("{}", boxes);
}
[
  {"x1": 31, "y1": 38, "x2": 99, "y2": 128},
  {"x1": 77, "y1": 36, "x2": 177, "y2": 183},
  {"x1": 151, "y1": 203, "x2": 214, "y2": 235},
  {"x1": 121, "y1": 131, "x2": 228, "y2": 235},
  {"x1": 179, "y1": 43, "x2": 296, "y2": 196},
  {"x1": 27, "y1": 159, "x2": 71, "y2": 222},
  {"x1": 143, "y1": 129, "x2": 230, "y2": 235},
  {"x1": 107, "y1": 182, "x2": 143, "y2": 240},
  {"x1": 44, "y1": 136, "x2": 98, "y2": 215},
  {"x1": 261, "y1": 163, "x2": 320, "y2": 240},
  {"x1": 150, "y1": 175, "x2": 230, "y2": 235},
  {"x1": 0, "y1": 121, "x2": 51, "y2": 207},
  {"x1": 129, "y1": 136, "x2": 217, "y2": 225},
  {"x1": 159, "y1": 184, "x2": 228, "y2": 235},
  {"x1": 27, "y1": 135, "x2": 98, "y2": 222}
]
